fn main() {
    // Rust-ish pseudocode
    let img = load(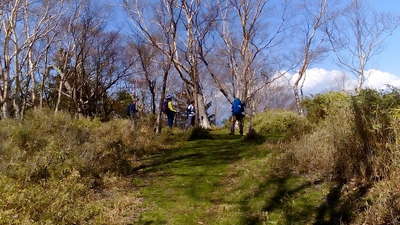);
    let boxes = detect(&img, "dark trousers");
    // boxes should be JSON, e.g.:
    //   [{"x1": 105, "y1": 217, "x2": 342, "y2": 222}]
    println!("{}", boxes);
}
[
  {"x1": 167, "y1": 111, "x2": 175, "y2": 128},
  {"x1": 186, "y1": 115, "x2": 195, "y2": 129},
  {"x1": 230, "y1": 114, "x2": 244, "y2": 135},
  {"x1": 128, "y1": 113, "x2": 137, "y2": 127}
]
